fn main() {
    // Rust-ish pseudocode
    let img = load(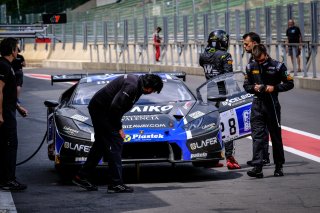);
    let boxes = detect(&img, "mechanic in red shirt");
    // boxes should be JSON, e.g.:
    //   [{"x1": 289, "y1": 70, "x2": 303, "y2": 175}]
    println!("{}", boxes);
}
[{"x1": 153, "y1": 26, "x2": 162, "y2": 62}]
